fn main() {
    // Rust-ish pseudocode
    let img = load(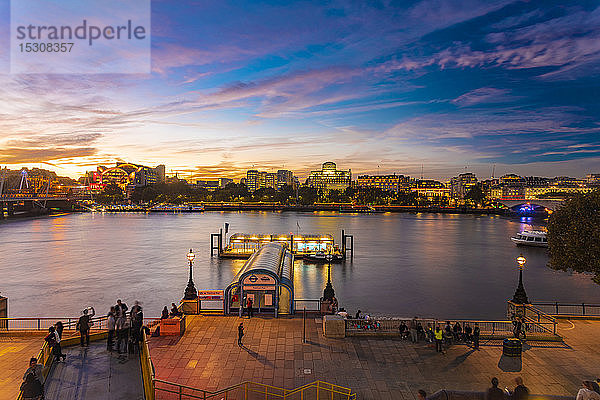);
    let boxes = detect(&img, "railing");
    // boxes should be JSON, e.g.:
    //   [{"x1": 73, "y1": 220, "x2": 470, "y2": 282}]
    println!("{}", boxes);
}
[
  {"x1": 154, "y1": 379, "x2": 355, "y2": 400},
  {"x1": 0, "y1": 315, "x2": 109, "y2": 331},
  {"x1": 530, "y1": 302, "x2": 600, "y2": 317},
  {"x1": 294, "y1": 299, "x2": 321, "y2": 313},
  {"x1": 507, "y1": 301, "x2": 557, "y2": 335},
  {"x1": 345, "y1": 316, "x2": 559, "y2": 338},
  {"x1": 140, "y1": 330, "x2": 156, "y2": 400}
]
